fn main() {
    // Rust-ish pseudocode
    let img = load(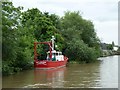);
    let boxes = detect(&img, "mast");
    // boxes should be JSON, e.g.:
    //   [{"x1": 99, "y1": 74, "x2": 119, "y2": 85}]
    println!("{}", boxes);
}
[{"x1": 51, "y1": 36, "x2": 55, "y2": 51}]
